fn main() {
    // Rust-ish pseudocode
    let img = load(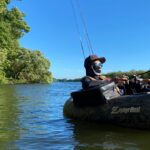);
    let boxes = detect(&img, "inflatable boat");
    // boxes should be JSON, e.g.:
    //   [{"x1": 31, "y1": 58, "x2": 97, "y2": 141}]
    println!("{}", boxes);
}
[{"x1": 63, "y1": 83, "x2": 150, "y2": 129}]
